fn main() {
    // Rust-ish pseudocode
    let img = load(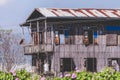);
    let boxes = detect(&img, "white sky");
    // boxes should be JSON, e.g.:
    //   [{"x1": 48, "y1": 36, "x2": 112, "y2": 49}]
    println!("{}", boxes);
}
[{"x1": 0, "y1": 0, "x2": 7, "y2": 6}]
